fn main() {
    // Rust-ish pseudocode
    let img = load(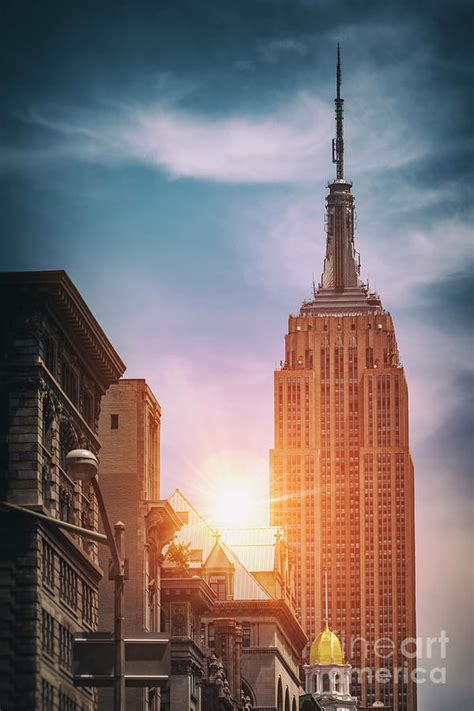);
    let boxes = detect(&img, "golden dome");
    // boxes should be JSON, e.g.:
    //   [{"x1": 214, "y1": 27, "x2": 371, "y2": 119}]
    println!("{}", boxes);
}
[{"x1": 309, "y1": 623, "x2": 344, "y2": 665}]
